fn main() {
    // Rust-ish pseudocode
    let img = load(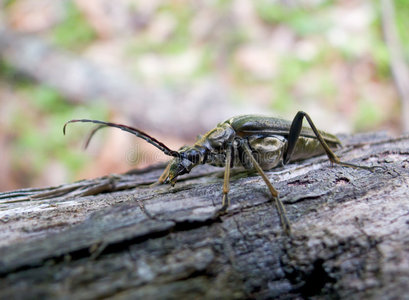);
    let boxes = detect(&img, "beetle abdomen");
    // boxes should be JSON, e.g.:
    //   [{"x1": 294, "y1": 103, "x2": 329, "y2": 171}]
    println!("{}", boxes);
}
[{"x1": 288, "y1": 136, "x2": 339, "y2": 162}]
